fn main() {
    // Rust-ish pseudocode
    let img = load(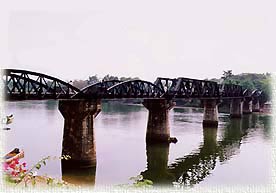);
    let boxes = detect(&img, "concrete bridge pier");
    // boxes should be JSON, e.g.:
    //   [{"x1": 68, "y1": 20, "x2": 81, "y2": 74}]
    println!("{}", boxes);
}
[
  {"x1": 202, "y1": 99, "x2": 219, "y2": 127},
  {"x1": 58, "y1": 99, "x2": 101, "y2": 169},
  {"x1": 230, "y1": 98, "x2": 243, "y2": 118},
  {"x1": 243, "y1": 98, "x2": 252, "y2": 114},
  {"x1": 143, "y1": 99, "x2": 175, "y2": 143},
  {"x1": 252, "y1": 98, "x2": 260, "y2": 112}
]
